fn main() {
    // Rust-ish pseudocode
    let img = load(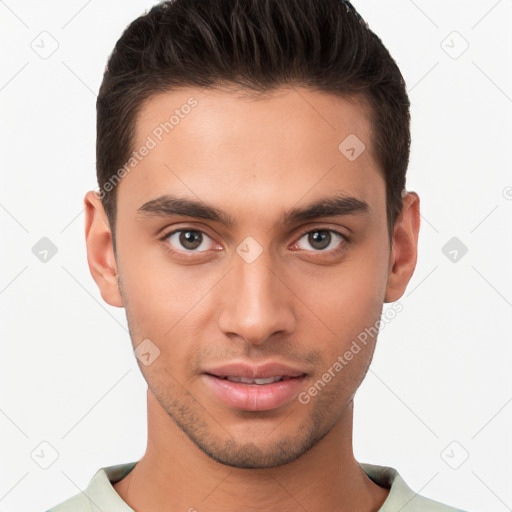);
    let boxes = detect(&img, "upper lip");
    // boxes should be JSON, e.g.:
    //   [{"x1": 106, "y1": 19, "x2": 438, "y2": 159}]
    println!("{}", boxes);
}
[{"x1": 203, "y1": 361, "x2": 307, "y2": 379}]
